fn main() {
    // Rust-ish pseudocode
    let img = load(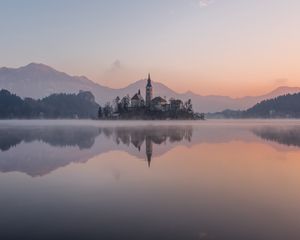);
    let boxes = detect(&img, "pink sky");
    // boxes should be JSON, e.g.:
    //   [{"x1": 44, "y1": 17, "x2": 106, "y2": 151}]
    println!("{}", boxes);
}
[{"x1": 1, "y1": 0, "x2": 300, "y2": 97}]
